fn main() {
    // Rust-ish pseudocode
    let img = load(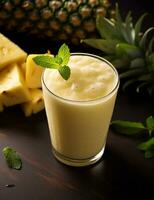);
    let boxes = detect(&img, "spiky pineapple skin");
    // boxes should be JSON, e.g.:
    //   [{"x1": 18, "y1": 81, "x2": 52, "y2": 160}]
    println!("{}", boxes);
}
[{"x1": 0, "y1": 0, "x2": 114, "y2": 44}]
